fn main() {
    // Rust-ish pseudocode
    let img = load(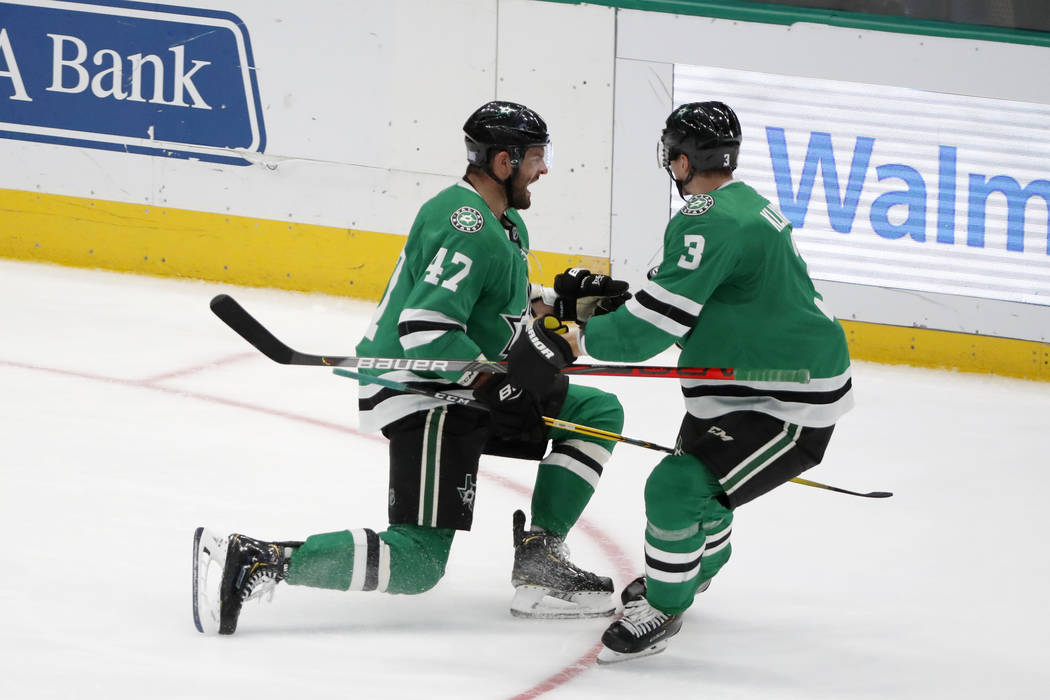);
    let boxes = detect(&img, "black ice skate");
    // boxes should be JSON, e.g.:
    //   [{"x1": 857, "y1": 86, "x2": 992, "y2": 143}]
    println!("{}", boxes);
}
[
  {"x1": 192, "y1": 527, "x2": 300, "y2": 634},
  {"x1": 509, "y1": 509, "x2": 615, "y2": 619},
  {"x1": 596, "y1": 579, "x2": 684, "y2": 664}
]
